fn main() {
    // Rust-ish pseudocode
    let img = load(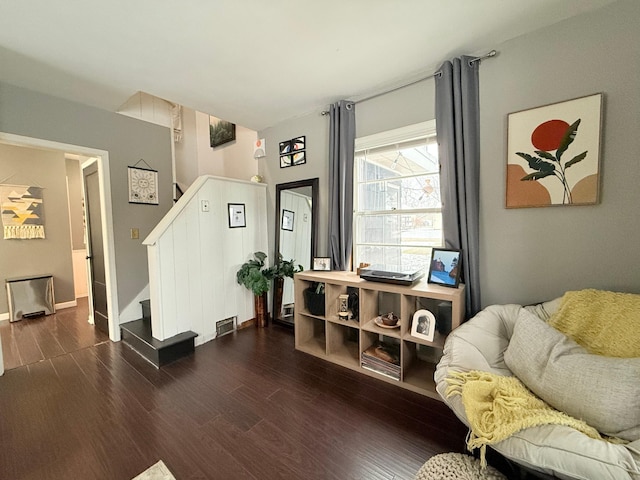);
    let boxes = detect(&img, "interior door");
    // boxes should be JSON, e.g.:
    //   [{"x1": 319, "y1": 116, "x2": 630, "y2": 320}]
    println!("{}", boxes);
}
[{"x1": 83, "y1": 162, "x2": 109, "y2": 334}]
